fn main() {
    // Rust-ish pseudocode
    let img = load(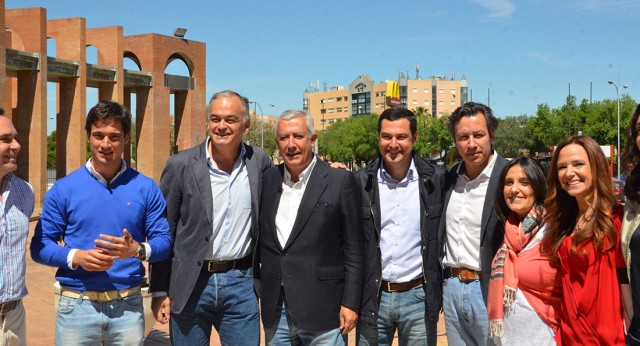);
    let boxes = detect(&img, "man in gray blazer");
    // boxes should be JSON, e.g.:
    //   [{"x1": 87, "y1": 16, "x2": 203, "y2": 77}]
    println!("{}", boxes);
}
[{"x1": 150, "y1": 90, "x2": 272, "y2": 345}]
